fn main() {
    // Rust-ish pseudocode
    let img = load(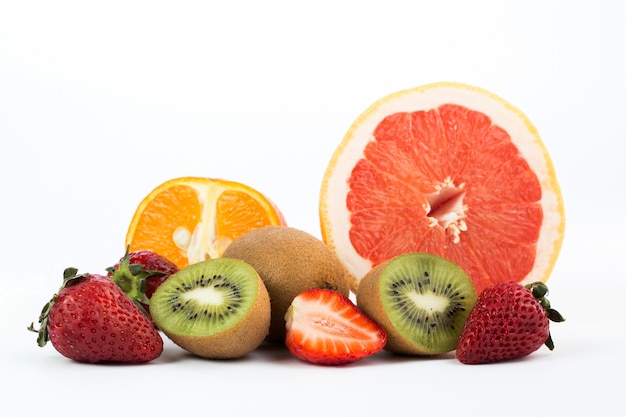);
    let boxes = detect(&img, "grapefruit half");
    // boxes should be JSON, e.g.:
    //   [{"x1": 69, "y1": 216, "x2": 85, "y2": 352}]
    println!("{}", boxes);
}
[{"x1": 319, "y1": 82, "x2": 565, "y2": 294}]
